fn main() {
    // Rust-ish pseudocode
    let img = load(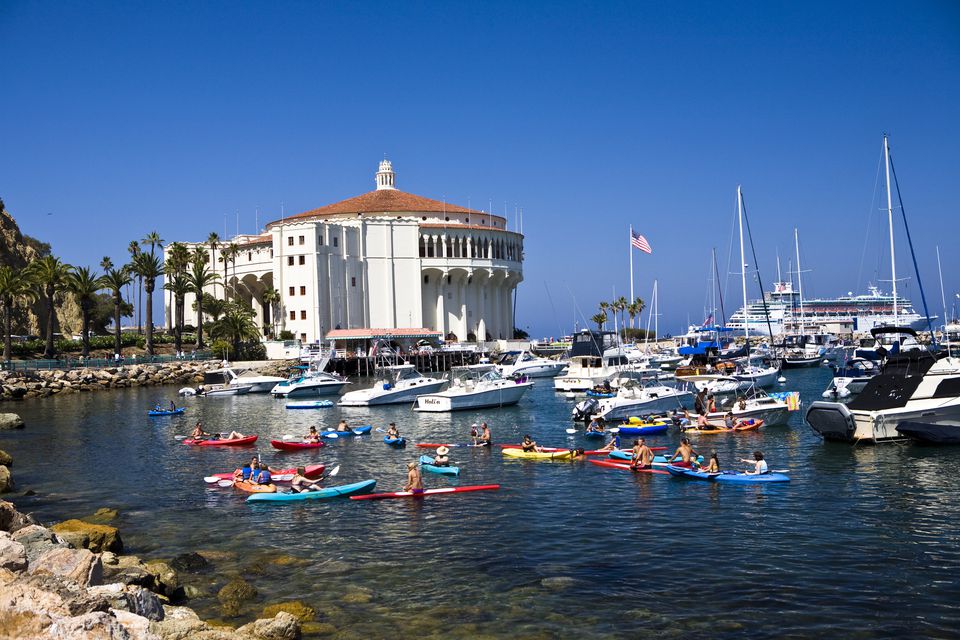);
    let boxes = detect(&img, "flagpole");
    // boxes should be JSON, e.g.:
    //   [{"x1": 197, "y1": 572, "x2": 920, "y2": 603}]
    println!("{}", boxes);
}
[{"x1": 629, "y1": 225, "x2": 634, "y2": 304}]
